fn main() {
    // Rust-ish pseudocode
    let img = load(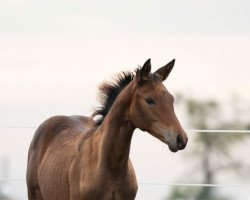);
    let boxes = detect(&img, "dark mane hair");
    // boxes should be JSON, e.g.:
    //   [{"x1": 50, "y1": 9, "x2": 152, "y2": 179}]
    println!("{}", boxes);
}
[
  {"x1": 91, "y1": 66, "x2": 162, "y2": 127},
  {"x1": 92, "y1": 71, "x2": 135, "y2": 127}
]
